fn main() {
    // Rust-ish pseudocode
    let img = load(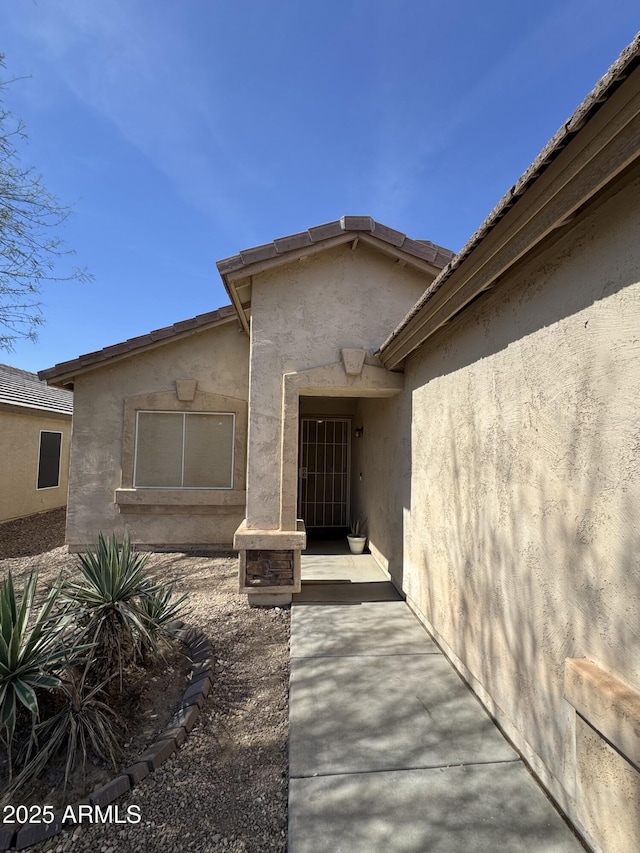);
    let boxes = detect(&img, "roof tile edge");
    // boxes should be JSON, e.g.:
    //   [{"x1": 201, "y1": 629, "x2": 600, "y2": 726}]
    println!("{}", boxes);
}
[
  {"x1": 39, "y1": 305, "x2": 238, "y2": 384},
  {"x1": 215, "y1": 216, "x2": 454, "y2": 279}
]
